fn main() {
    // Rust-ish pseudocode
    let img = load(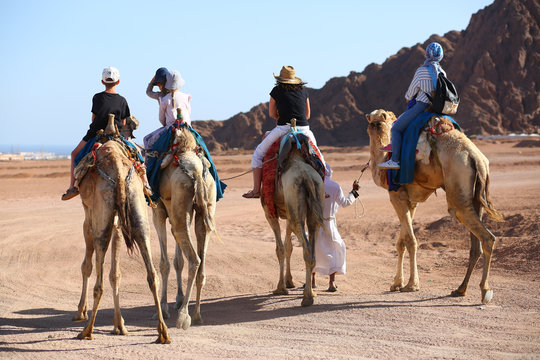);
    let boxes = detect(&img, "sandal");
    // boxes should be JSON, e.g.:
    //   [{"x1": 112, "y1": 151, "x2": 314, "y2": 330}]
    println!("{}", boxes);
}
[
  {"x1": 242, "y1": 190, "x2": 260, "y2": 199},
  {"x1": 61, "y1": 187, "x2": 80, "y2": 201},
  {"x1": 327, "y1": 284, "x2": 338, "y2": 292}
]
